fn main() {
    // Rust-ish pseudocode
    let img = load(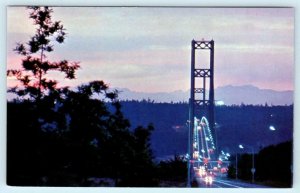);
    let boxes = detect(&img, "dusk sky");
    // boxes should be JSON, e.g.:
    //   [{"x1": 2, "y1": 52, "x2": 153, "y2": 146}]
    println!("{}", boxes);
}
[{"x1": 7, "y1": 7, "x2": 294, "y2": 93}]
